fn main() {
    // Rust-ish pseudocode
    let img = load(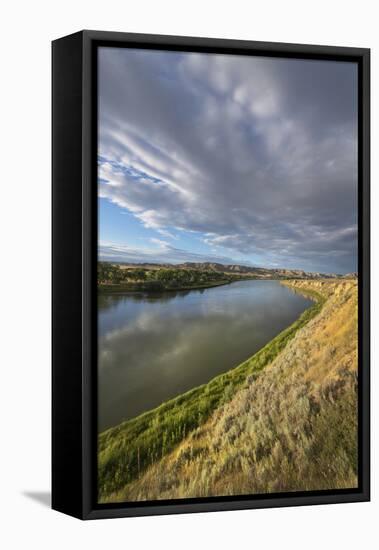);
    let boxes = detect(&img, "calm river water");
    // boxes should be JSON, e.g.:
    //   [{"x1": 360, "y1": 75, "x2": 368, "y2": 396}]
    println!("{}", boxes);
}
[{"x1": 98, "y1": 280, "x2": 312, "y2": 431}]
